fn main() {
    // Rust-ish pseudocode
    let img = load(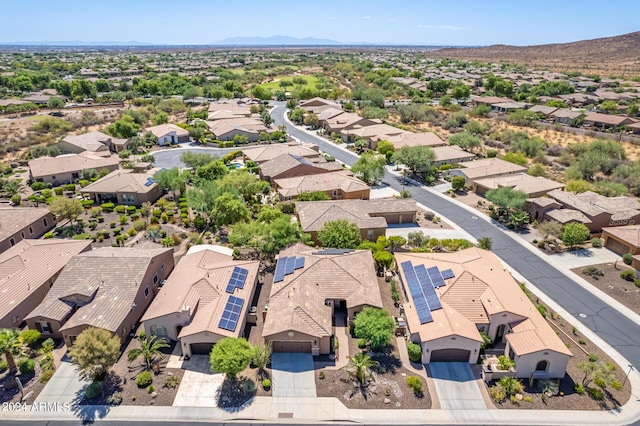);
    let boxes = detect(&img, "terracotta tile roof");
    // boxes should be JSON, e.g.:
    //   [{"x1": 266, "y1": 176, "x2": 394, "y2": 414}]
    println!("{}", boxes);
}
[
  {"x1": 457, "y1": 158, "x2": 527, "y2": 180},
  {"x1": 546, "y1": 209, "x2": 593, "y2": 224},
  {"x1": 276, "y1": 171, "x2": 368, "y2": 199},
  {"x1": 385, "y1": 132, "x2": 446, "y2": 148},
  {"x1": 145, "y1": 123, "x2": 189, "y2": 138},
  {"x1": 432, "y1": 145, "x2": 476, "y2": 163},
  {"x1": 259, "y1": 154, "x2": 342, "y2": 180},
  {"x1": 61, "y1": 131, "x2": 112, "y2": 152},
  {"x1": 243, "y1": 143, "x2": 320, "y2": 163},
  {"x1": 80, "y1": 169, "x2": 157, "y2": 195},
  {"x1": 263, "y1": 244, "x2": 382, "y2": 338},
  {"x1": 474, "y1": 173, "x2": 564, "y2": 196},
  {"x1": 547, "y1": 189, "x2": 640, "y2": 219}
]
